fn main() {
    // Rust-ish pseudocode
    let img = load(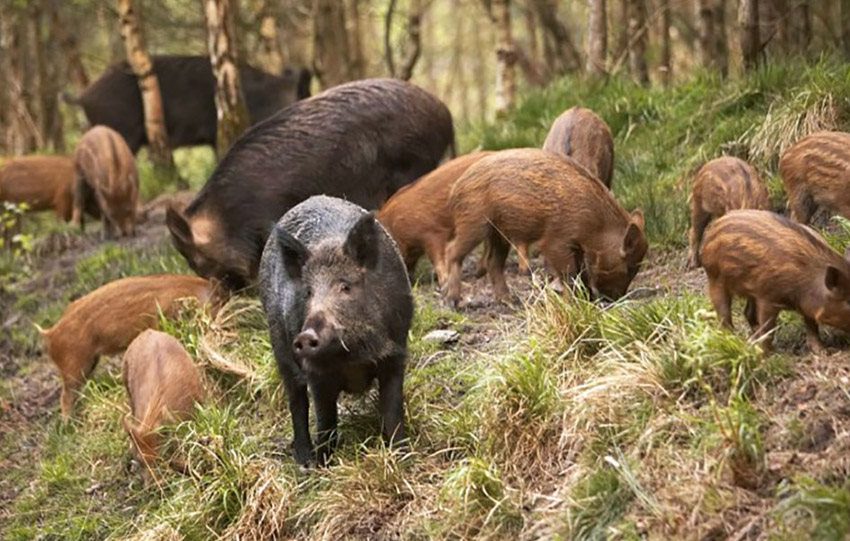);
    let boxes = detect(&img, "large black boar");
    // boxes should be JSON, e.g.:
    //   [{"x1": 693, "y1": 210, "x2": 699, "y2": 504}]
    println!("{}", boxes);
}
[
  {"x1": 65, "y1": 55, "x2": 311, "y2": 153},
  {"x1": 167, "y1": 78, "x2": 455, "y2": 290},
  {"x1": 259, "y1": 196, "x2": 414, "y2": 466}
]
